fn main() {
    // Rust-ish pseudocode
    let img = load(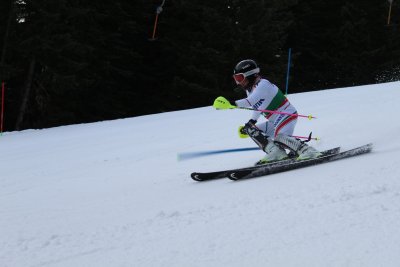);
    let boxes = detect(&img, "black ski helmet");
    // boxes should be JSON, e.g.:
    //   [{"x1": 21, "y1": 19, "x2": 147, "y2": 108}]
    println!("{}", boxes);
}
[
  {"x1": 233, "y1": 59, "x2": 260, "y2": 89},
  {"x1": 233, "y1": 59, "x2": 260, "y2": 76}
]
